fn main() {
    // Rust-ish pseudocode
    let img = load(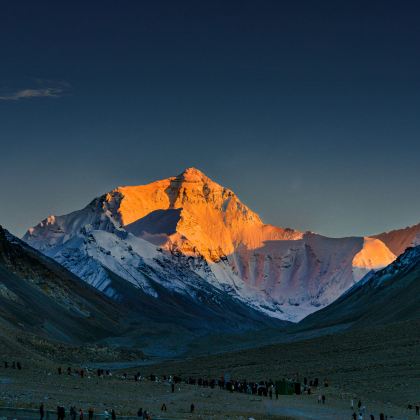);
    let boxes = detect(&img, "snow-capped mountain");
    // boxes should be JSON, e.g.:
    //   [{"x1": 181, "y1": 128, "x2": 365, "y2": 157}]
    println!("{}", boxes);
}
[
  {"x1": 299, "y1": 245, "x2": 420, "y2": 330},
  {"x1": 24, "y1": 168, "x2": 396, "y2": 322},
  {"x1": 0, "y1": 225, "x2": 124, "y2": 343},
  {"x1": 373, "y1": 222, "x2": 420, "y2": 256},
  {"x1": 1, "y1": 225, "x2": 283, "y2": 357}
]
